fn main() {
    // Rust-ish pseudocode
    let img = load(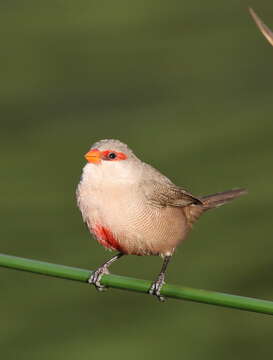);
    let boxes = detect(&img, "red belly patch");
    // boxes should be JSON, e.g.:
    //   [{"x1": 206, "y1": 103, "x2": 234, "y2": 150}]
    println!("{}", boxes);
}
[{"x1": 93, "y1": 224, "x2": 123, "y2": 252}]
